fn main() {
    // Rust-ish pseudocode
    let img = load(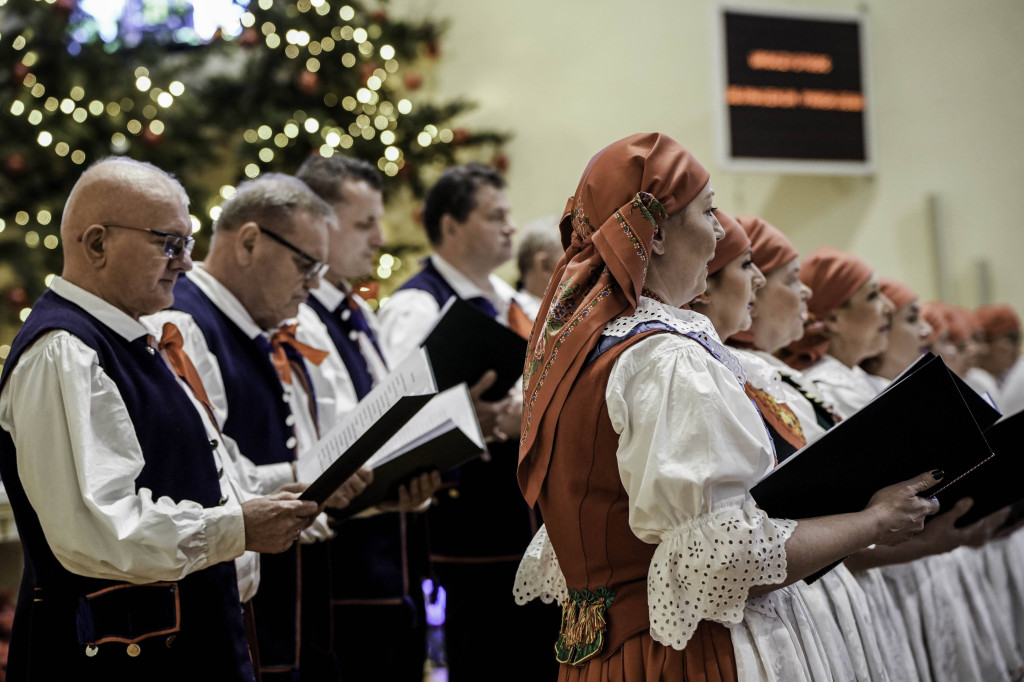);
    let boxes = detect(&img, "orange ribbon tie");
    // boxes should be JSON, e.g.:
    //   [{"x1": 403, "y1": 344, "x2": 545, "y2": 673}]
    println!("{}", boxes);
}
[
  {"x1": 269, "y1": 323, "x2": 329, "y2": 384},
  {"x1": 158, "y1": 322, "x2": 217, "y2": 425}
]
